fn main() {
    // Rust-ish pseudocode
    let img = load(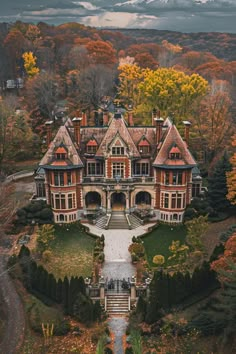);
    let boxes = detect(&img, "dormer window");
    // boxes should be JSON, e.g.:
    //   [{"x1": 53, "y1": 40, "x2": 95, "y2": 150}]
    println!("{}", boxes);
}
[
  {"x1": 112, "y1": 146, "x2": 124, "y2": 155},
  {"x1": 86, "y1": 139, "x2": 98, "y2": 154},
  {"x1": 55, "y1": 146, "x2": 67, "y2": 160},
  {"x1": 169, "y1": 146, "x2": 181, "y2": 160},
  {"x1": 138, "y1": 137, "x2": 150, "y2": 154}
]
